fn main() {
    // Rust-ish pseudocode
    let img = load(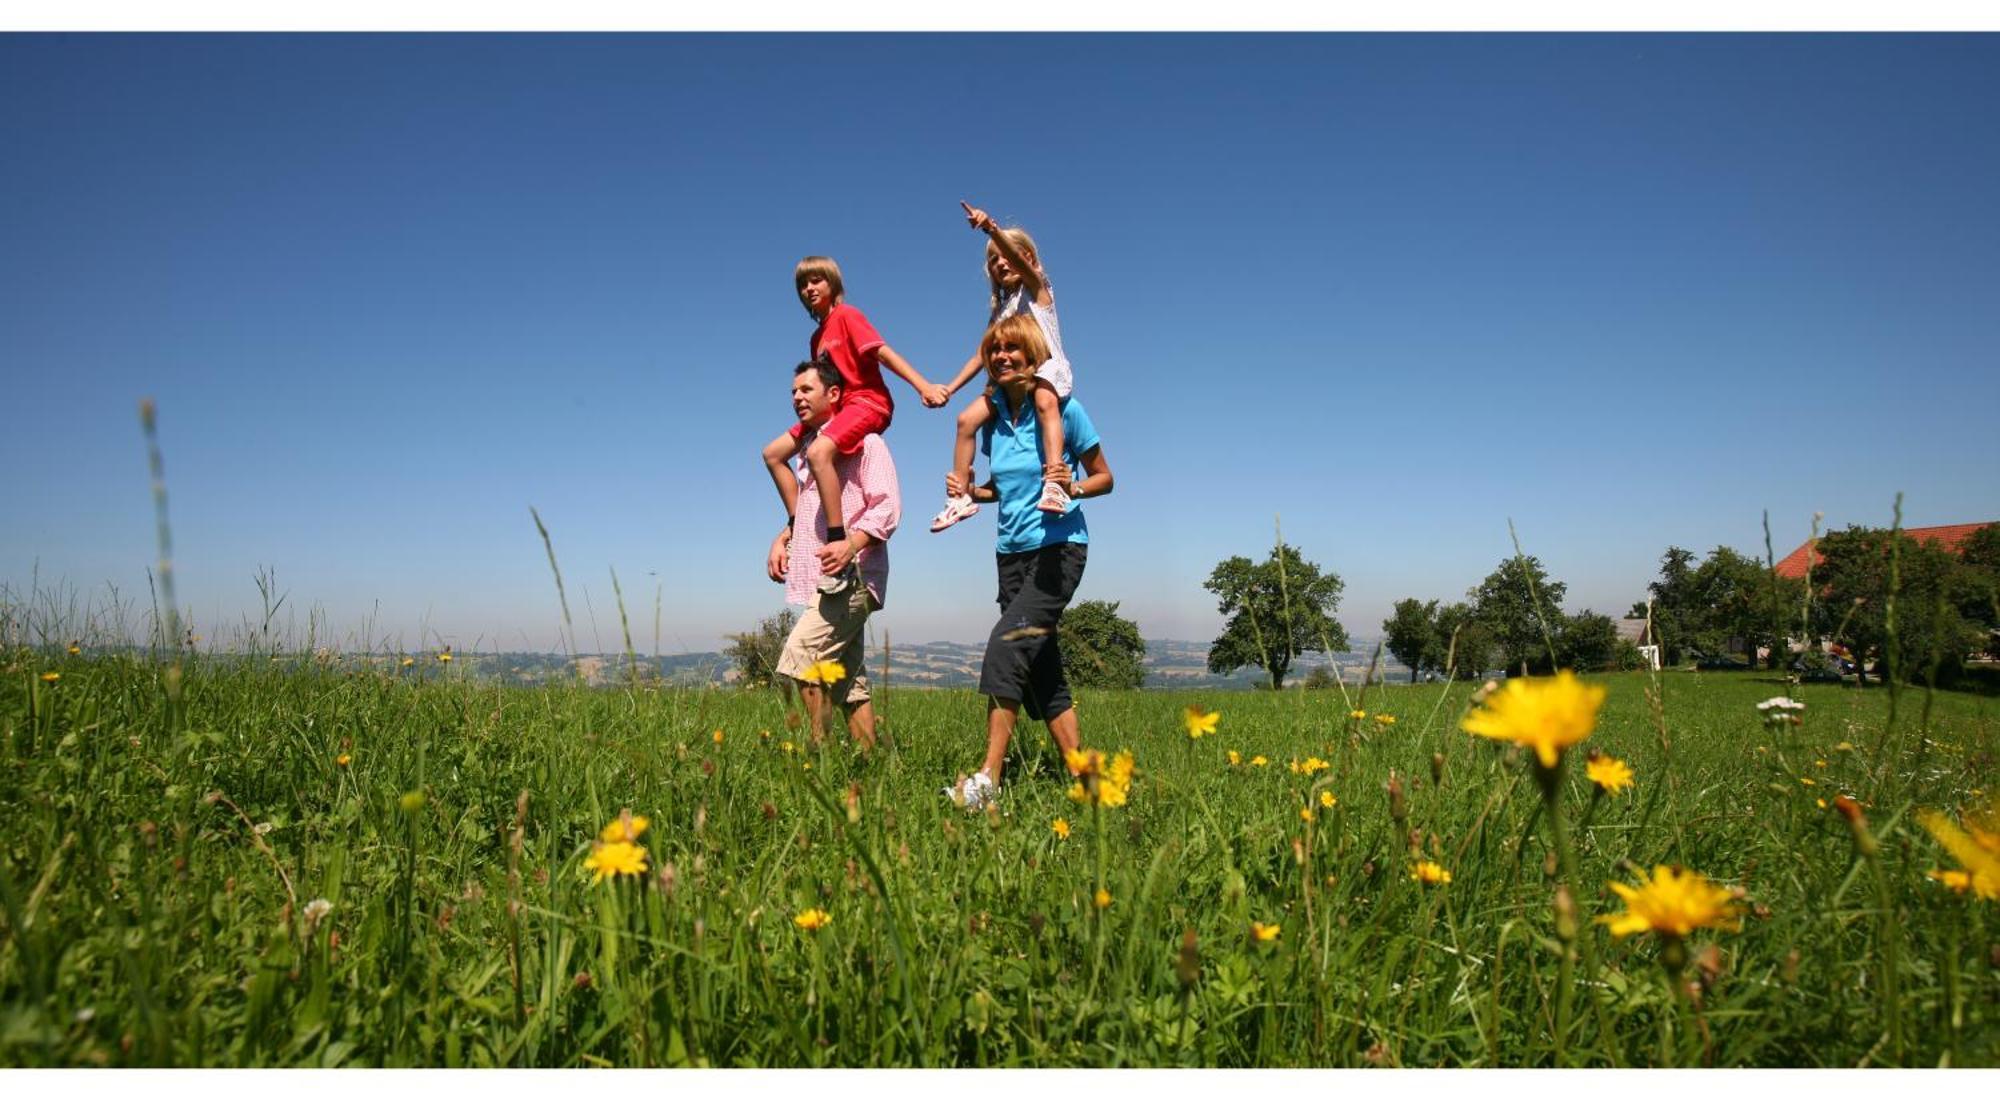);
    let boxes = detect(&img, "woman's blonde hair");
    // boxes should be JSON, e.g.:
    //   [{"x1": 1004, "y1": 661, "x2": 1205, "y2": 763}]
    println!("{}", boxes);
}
[
  {"x1": 794, "y1": 255, "x2": 845, "y2": 316},
  {"x1": 984, "y1": 227, "x2": 1041, "y2": 320},
  {"x1": 980, "y1": 313, "x2": 1051, "y2": 373}
]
